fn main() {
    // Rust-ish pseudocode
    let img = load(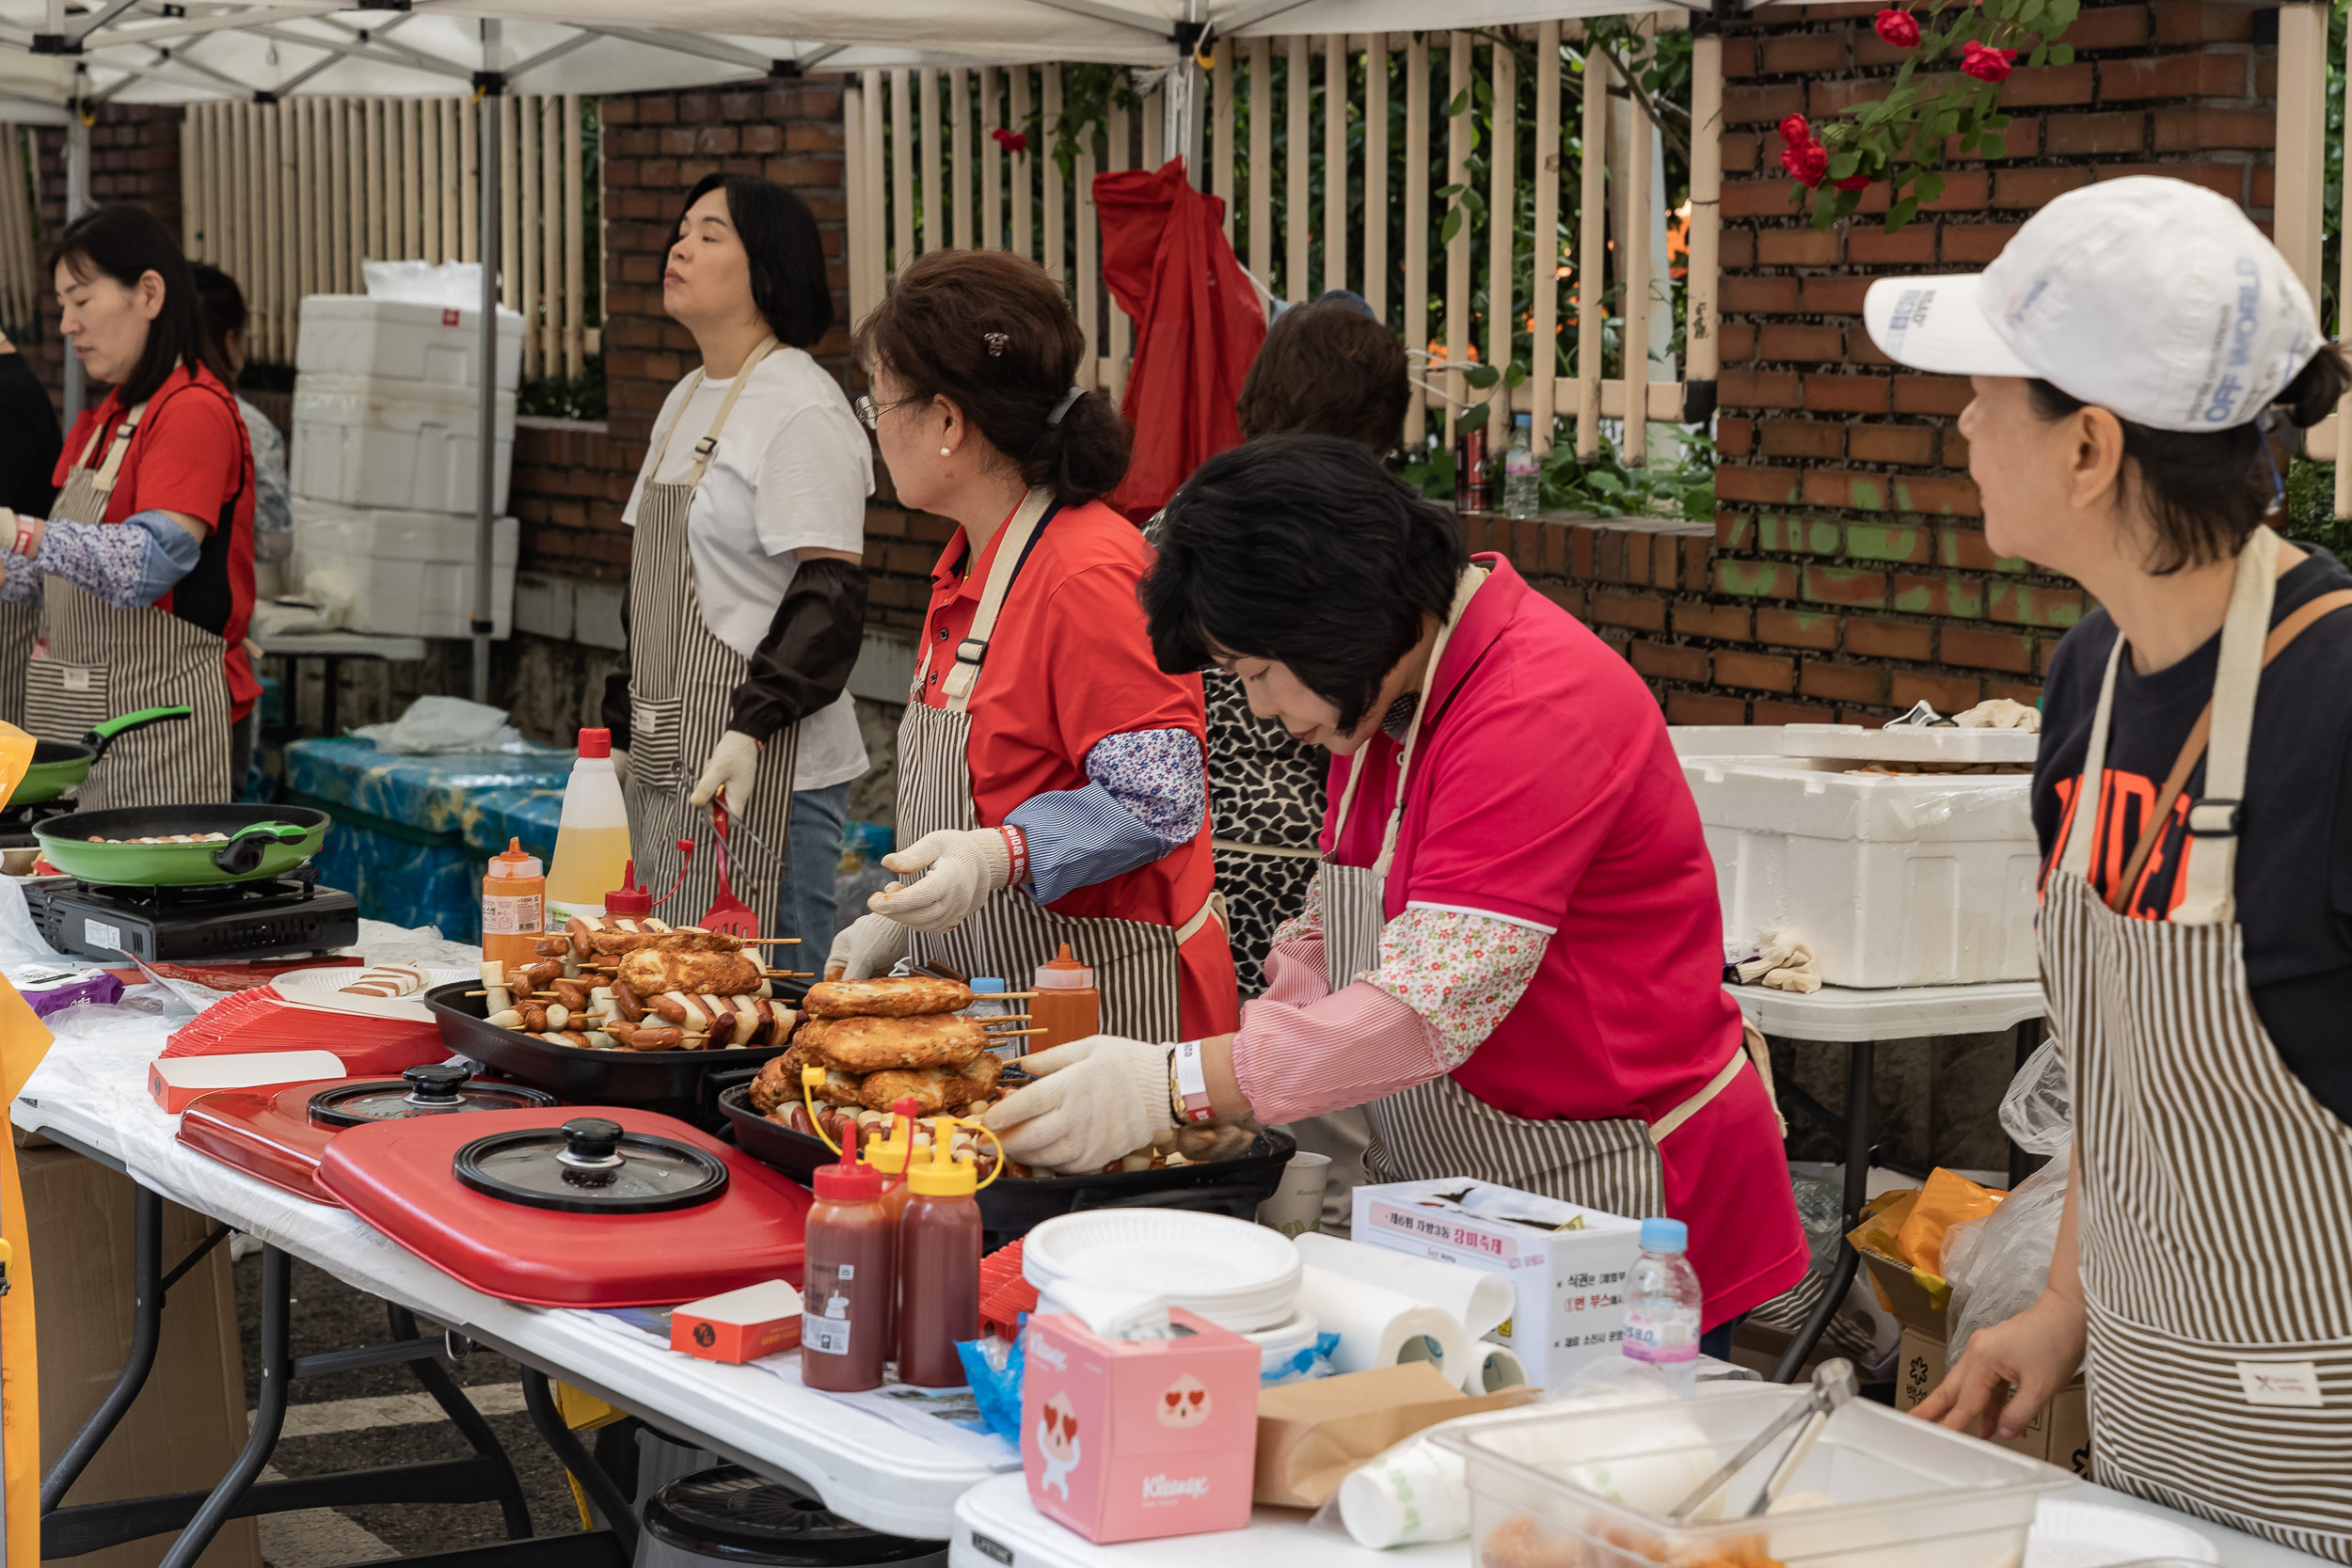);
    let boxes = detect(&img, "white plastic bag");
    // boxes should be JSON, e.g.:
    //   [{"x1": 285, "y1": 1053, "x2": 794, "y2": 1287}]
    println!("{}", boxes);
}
[
  {"x1": 349, "y1": 694, "x2": 523, "y2": 754},
  {"x1": 1944, "y1": 1144, "x2": 2071, "y2": 1365},
  {"x1": 361, "y1": 259, "x2": 486, "y2": 309},
  {"x1": 2001, "y1": 1035, "x2": 2072, "y2": 1156}
]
